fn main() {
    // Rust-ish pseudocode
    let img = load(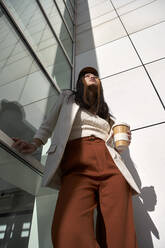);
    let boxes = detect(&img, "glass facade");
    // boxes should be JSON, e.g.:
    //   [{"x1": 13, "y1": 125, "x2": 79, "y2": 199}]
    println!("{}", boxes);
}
[{"x1": 0, "y1": 0, "x2": 75, "y2": 246}]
